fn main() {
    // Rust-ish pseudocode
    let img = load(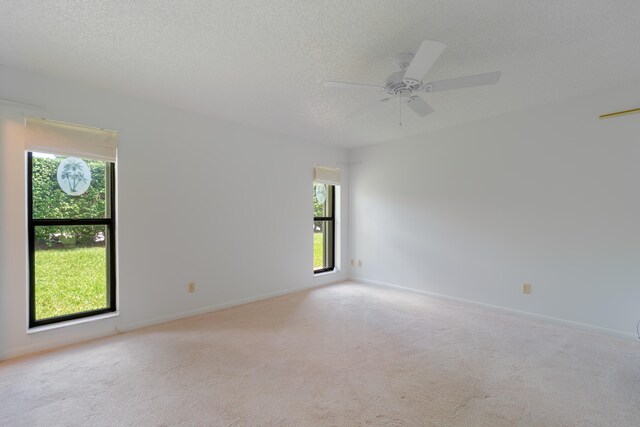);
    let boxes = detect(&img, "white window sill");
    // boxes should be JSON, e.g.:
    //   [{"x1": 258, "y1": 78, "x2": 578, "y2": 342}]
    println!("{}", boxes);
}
[
  {"x1": 27, "y1": 312, "x2": 119, "y2": 334},
  {"x1": 314, "y1": 269, "x2": 339, "y2": 277}
]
